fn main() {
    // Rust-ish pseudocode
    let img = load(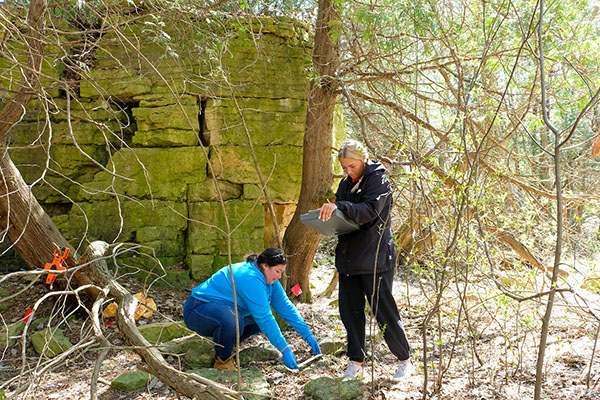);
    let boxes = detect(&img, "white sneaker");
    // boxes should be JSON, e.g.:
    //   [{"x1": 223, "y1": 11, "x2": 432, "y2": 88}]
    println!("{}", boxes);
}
[
  {"x1": 342, "y1": 361, "x2": 363, "y2": 379},
  {"x1": 392, "y1": 359, "x2": 414, "y2": 380}
]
